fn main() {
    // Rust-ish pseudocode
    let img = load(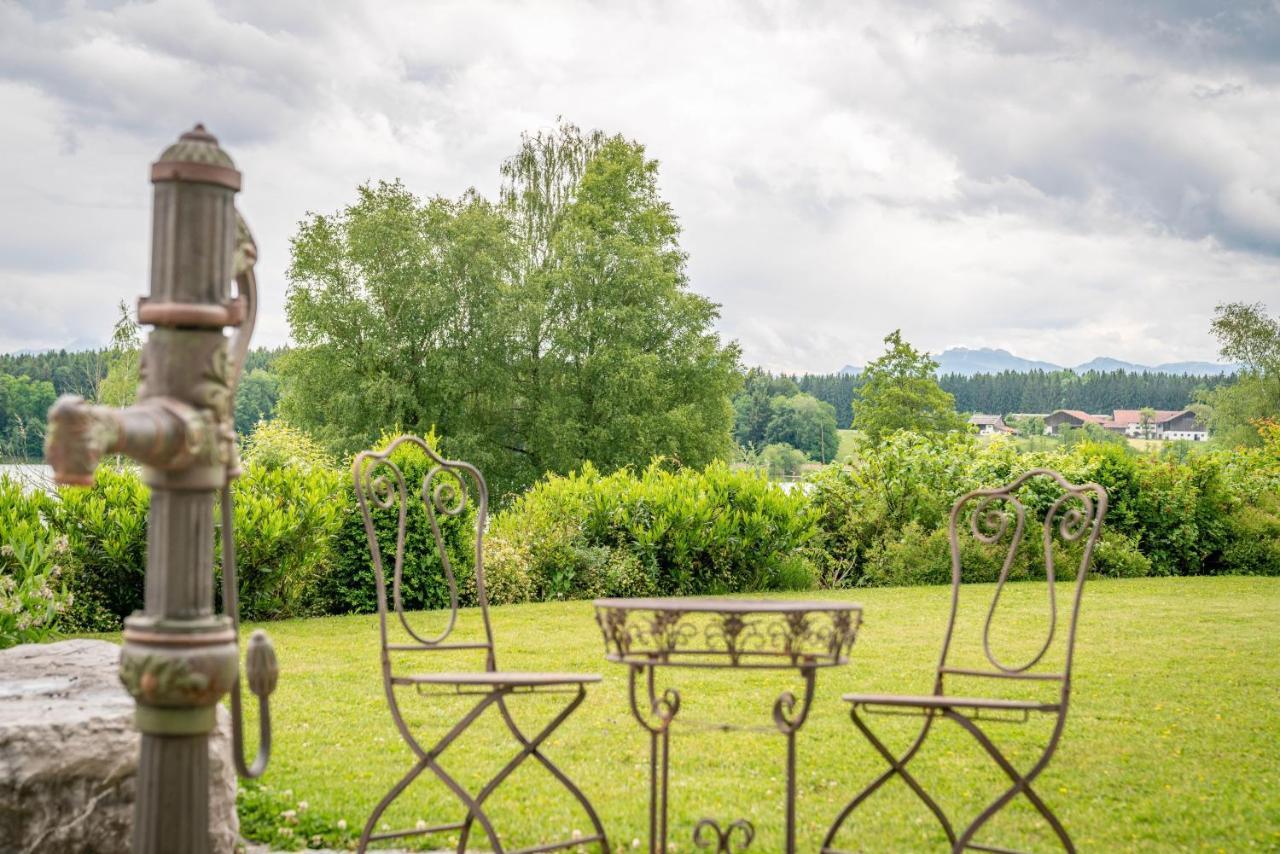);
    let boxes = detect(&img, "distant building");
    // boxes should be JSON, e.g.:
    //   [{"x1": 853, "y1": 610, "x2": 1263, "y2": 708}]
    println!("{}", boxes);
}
[
  {"x1": 1043, "y1": 410, "x2": 1106, "y2": 434},
  {"x1": 968, "y1": 414, "x2": 1016, "y2": 436},
  {"x1": 1044, "y1": 409, "x2": 1209, "y2": 441}
]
